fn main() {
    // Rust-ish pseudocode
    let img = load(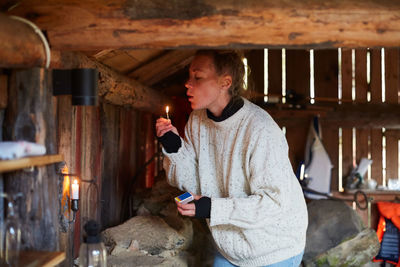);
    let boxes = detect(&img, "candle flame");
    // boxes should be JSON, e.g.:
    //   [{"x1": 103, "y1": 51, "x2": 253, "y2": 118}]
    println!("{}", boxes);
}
[
  {"x1": 61, "y1": 165, "x2": 70, "y2": 214},
  {"x1": 73, "y1": 179, "x2": 78, "y2": 185}
]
